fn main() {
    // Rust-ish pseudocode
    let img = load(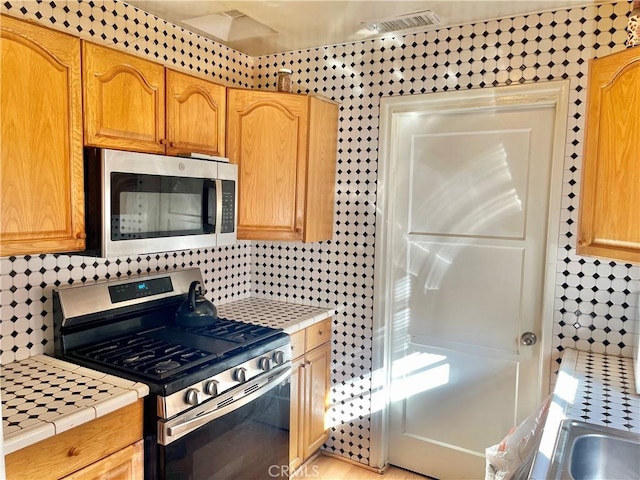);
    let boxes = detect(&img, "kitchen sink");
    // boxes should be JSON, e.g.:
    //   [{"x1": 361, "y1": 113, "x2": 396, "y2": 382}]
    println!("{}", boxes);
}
[{"x1": 548, "y1": 419, "x2": 640, "y2": 479}]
